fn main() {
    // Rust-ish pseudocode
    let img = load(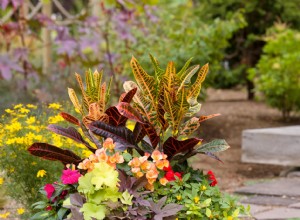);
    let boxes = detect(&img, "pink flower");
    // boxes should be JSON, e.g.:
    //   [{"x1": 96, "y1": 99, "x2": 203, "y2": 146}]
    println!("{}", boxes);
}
[
  {"x1": 61, "y1": 169, "x2": 81, "y2": 184},
  {"x1": 207, "y1": 170, "x2": 217, "y2": 186},
  {"x1": 44, "y1": 184, "x2": 55, "y2": 199}
]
